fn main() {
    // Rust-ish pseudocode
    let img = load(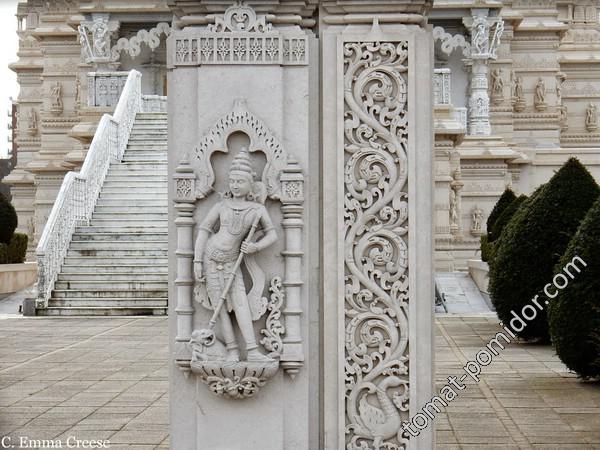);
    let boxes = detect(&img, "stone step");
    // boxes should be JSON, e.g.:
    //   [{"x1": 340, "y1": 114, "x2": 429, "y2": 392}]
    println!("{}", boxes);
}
[
  {"x1": 57, "y1": 272, "x2": 167, "y2": 282},
  {"x1": 76, "y1": 225, "x2": 168, "y2": 234},
  {"x1": 61, "y1": 264, "x2": 168, "y2": 274},
  {"x1": 63, "y1": 256, "x2": 168, "y2": 265},
  {"x1": 103, "y1": 180, "x2": 167, "y2": 188},
  {"x1": 105, "y1": 169, "x2": 168, "y2": 175},
  {"x1": 103, "y1": 176, "x2": 168, "y2": 183},
  {"x1": 132, "y1": 123, "x2": 167, "y2": 128},
  {"x1": 101, "y1": 187, "x2": 168, "y2": 196},
  {"x1": 96, "y1": 197, "x2": 168, "y2": 204},
  {"x1": 121, "y1": 156, "x2": 168, "y2": 162},
  {"x1": 38, "y1": 305, "x2": 167, "y2": 316},
  {"x1": 92, "y1": 209, "x2": 168, "y2": 217},
  {"x1": 69, "y1": 240, "x2": 168, "y2": 250},
  {"x1": 72, "y1": 232, "x2": 167, "y2": 242},
  {"x1": 52, "y1": 289, "x2": 167, "y2": 299},
  {"x1": 93, "y1": 207, "x2": 166, "y2": 214},
  {"x1": 89, "y1": 218, "x2": 167, "y2": 227},
  {"x1": 54, "y1": 280, "x2": 168, "y2": 290},
  {"x1": 115, "y1": 163, "x2": 167, "y2": 169},
  {"x1": 67, "y1": 248, "x2": 168, "y2": 257},
  {"x1": 47, "y1": 298, "x2": 167, "y2": 308}
]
